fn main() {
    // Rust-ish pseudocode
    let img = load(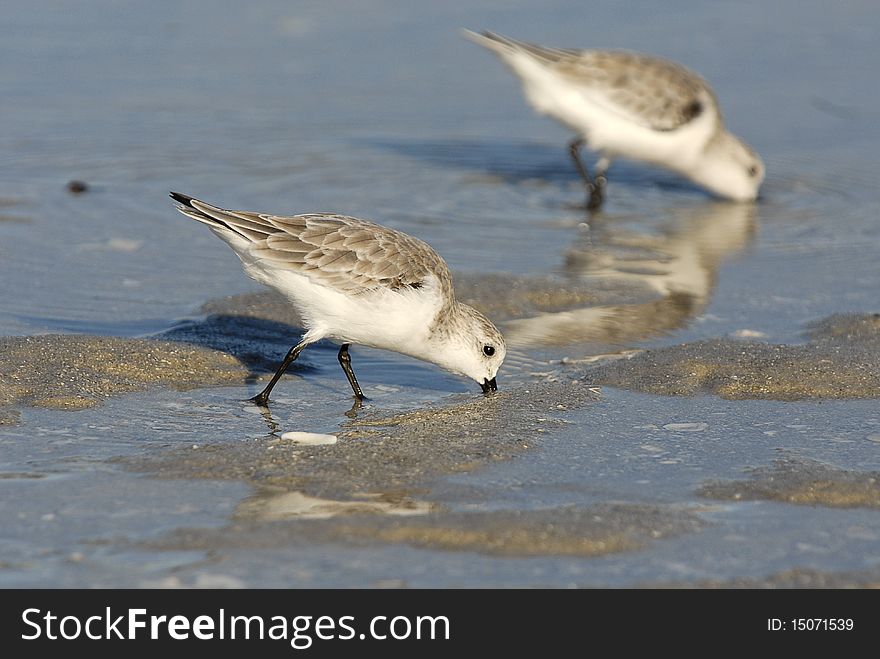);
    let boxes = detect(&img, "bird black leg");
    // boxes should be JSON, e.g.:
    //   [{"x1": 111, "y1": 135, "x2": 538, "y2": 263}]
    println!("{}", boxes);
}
[
  {"x1": 337, "y1": 344, "x2": 366, "y2": 401},
  {"x1": 250, "y1": 341, "x2": 307, "y2": 407},
  {"x1": 568, "y1": 138, "x2": 605, "y2": 211},
  {"x1": 568, "y1": 137, "x2": 593, "y2": 186}
]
